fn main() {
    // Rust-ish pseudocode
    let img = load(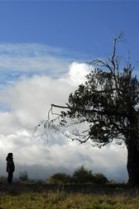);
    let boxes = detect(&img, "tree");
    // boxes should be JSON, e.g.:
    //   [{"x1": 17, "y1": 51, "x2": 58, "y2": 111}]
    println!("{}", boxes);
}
[{"x1": 41, "y1": 35, "x2": 139, "y2": 185}]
